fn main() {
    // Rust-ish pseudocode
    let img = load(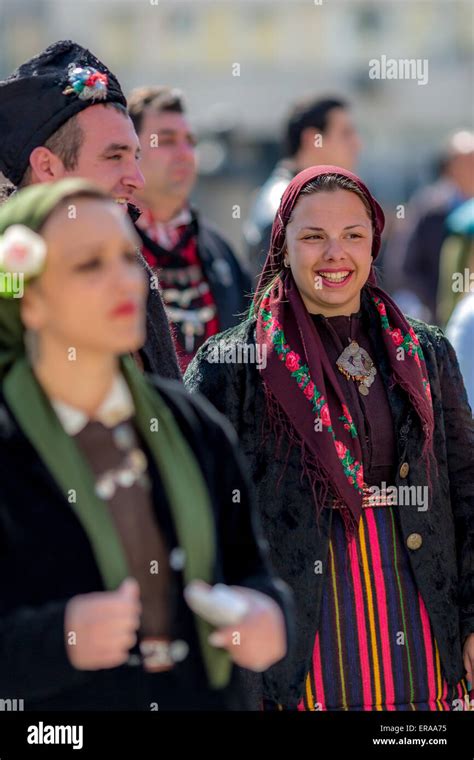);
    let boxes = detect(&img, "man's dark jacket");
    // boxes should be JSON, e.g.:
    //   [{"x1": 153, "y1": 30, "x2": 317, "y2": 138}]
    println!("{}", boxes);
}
[
  {"x1": 185, "y1": 297, "x2": 474, "y2": 707},
  {"x1": 0, "y1": 377, "x2": 292, "y2": 710},
  {"x1": 137, "y1": 249, "x2": 181, "y2": 380}
]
